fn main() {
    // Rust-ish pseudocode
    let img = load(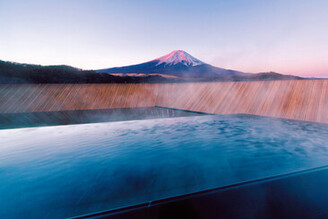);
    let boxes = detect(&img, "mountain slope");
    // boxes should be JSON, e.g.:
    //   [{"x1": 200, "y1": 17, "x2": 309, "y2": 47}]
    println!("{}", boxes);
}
[
  {"x1": 0, "y1": 60, "x2": 177, "y2": 84},
  {"x1": 97, "y1": 50, "x2": 248, "y2": 78},
  {"x1": 0, "y1": 50, "x2": 303, "y2": 83},
  {"x1": 244, "y1": 72, "x2": 303, "y2": 81}
]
